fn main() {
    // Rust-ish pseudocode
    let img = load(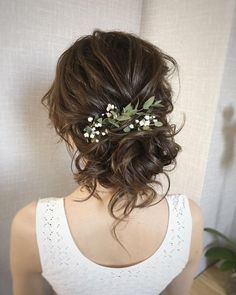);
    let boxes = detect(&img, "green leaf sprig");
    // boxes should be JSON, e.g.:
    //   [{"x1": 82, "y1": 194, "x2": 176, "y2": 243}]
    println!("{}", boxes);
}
[{"x1": 83, "y1": 96, "x2": 164, "y2": 143}]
